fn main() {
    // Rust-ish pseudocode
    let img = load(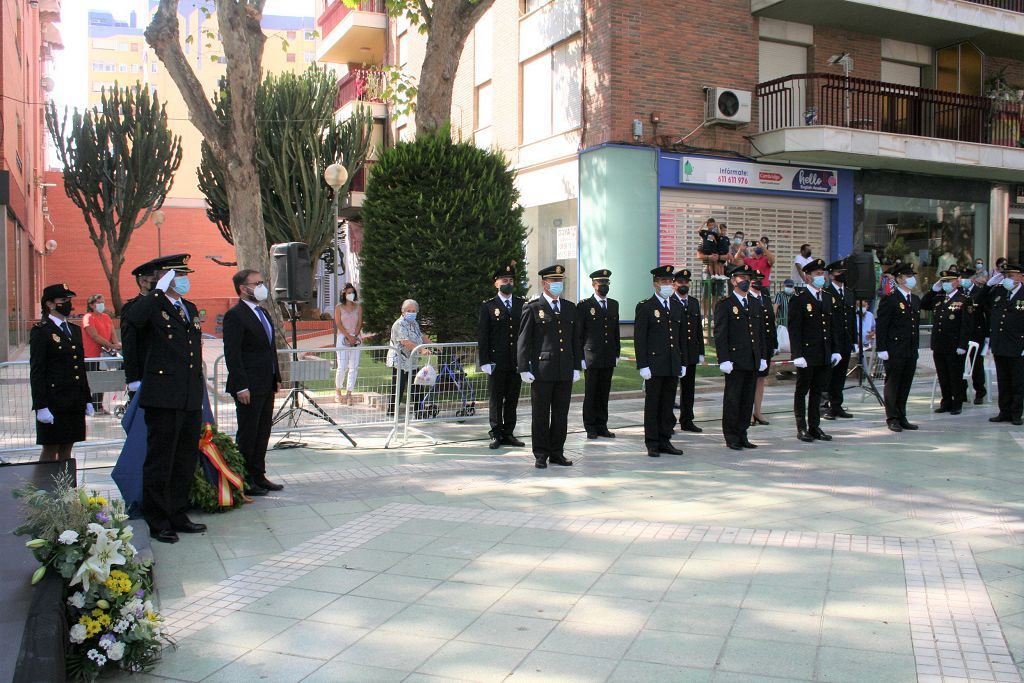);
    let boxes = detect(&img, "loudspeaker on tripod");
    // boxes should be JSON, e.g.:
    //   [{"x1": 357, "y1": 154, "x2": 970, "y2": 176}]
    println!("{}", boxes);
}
[
  {"x1": 846, "y1": 251, "x2": 877, "y2": 301},
  {"x1": 271, "y1": 242, "x2": 312, "y2": 303}
]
